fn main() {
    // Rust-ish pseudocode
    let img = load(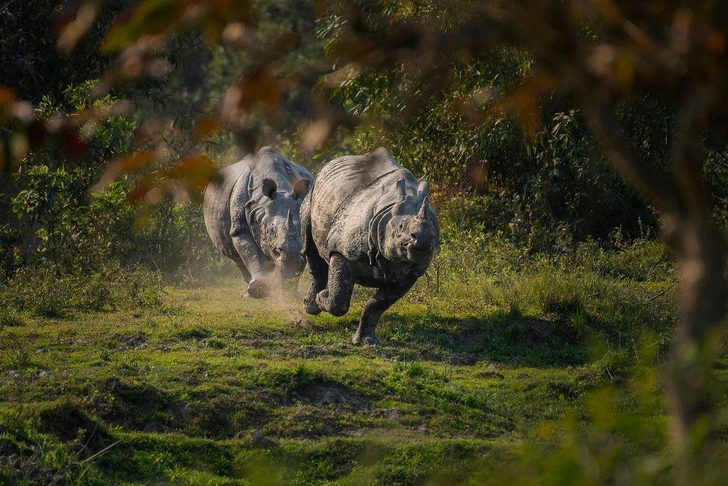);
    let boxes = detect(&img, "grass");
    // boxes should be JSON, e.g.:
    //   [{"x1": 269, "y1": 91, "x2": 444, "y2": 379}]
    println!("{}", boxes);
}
[{"x1": 0, "y1": 238, "x2": 693, "y2": 484}]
